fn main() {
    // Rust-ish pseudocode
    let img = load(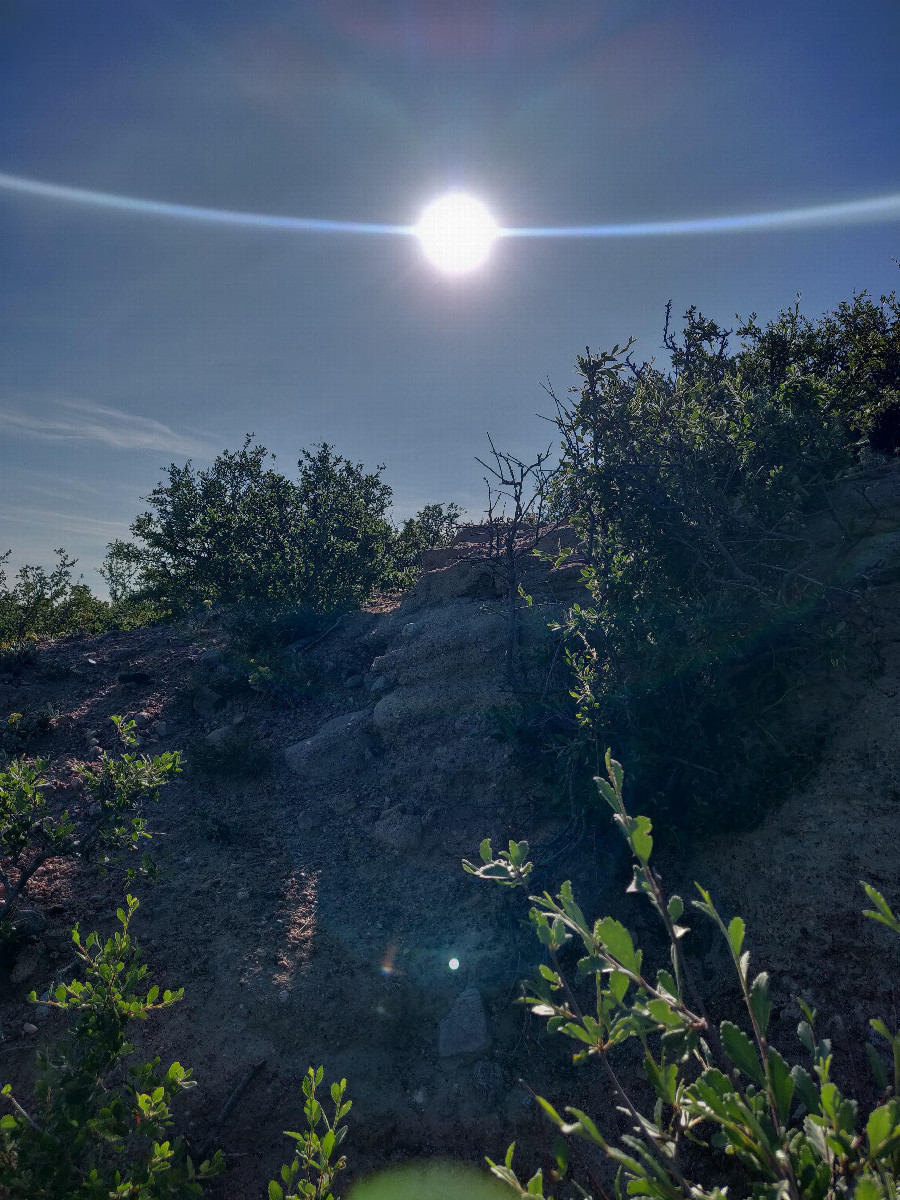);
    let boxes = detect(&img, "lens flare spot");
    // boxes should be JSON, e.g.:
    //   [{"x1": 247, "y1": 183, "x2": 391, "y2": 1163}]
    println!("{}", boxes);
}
[
  {"x1": 414, "y1": 193, "x2": 499, "y2": 273},
  {"x1": 448, "y1": 957, "x2": 460, "y2": 971}
]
